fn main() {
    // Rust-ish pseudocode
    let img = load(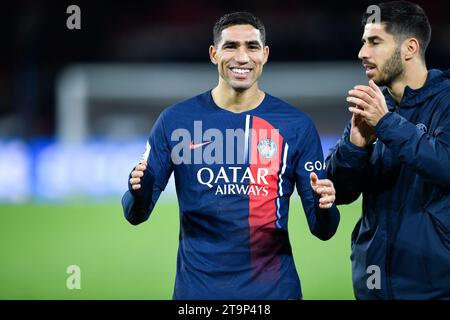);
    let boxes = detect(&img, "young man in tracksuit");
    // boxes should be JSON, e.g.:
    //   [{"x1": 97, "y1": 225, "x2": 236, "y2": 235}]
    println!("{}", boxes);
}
[{"x1": 326, "y1": 1, "x2": 450, "y2": 299}]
